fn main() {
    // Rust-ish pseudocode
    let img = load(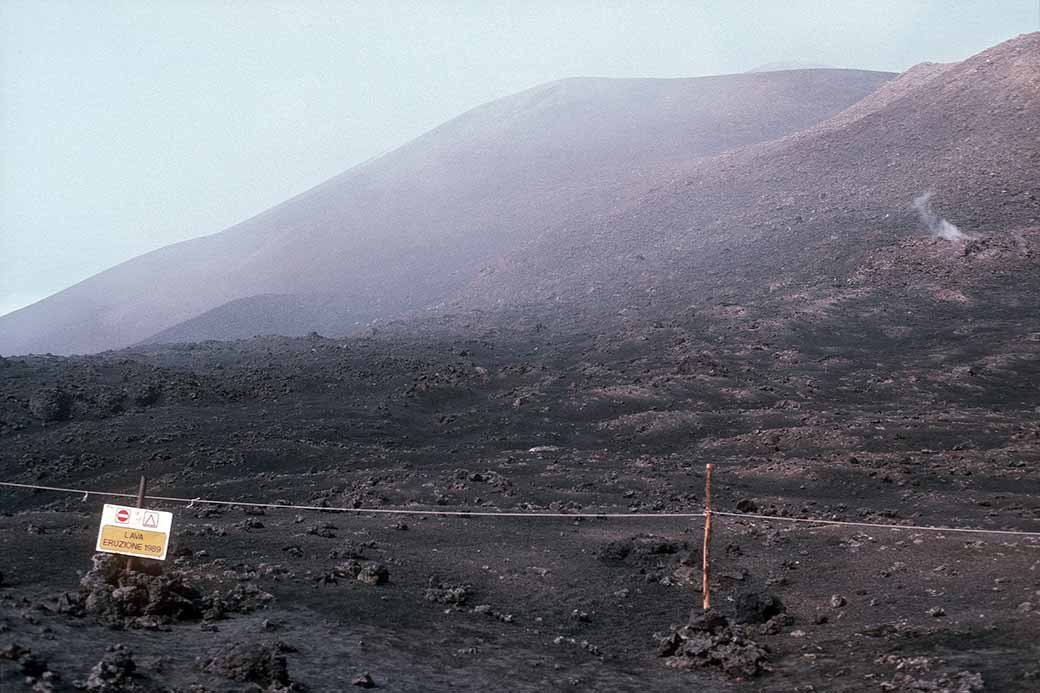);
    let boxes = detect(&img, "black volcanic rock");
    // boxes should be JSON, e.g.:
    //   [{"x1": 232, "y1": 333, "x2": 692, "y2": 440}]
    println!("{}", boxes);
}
[
  {"x1": 200, "y1": 641, "x2": 292, "y2": 688},
  {"x1": 83, "y1": 644, "x2": 136, "y2": 692},
  {"x1": 79, "y1": 553, "x2": 204, "y2": 627},
  {"x1": 734, "y1": 592, "x2": 785, "y2": 625},
  {"x1": 28, "y1": 387, "x2": 72, "y2": 421}
]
